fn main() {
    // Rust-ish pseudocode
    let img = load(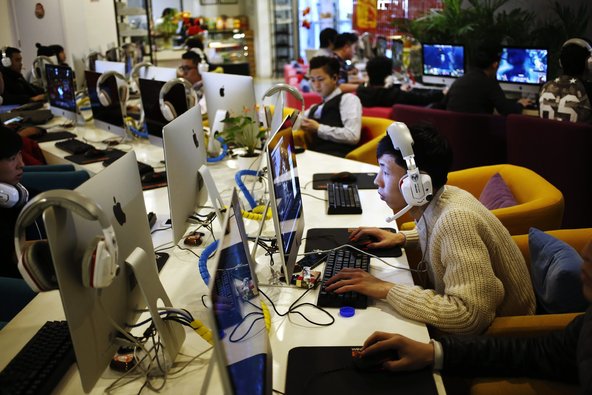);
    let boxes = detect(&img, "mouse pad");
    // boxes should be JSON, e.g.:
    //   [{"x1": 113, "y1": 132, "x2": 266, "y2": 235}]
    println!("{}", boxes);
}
[
  {"x1": 64, "y1": 148, "x2": 125, "y2": 165},
  {"x1": 312, "y1": 172, "x2": 378, "y2": 190},
  {"x1": 304, "y1": 228, "x2": 402, "y2": 258},
  {"x1": 285, "y1": 346, "x2": 437, "y2": 395}
]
